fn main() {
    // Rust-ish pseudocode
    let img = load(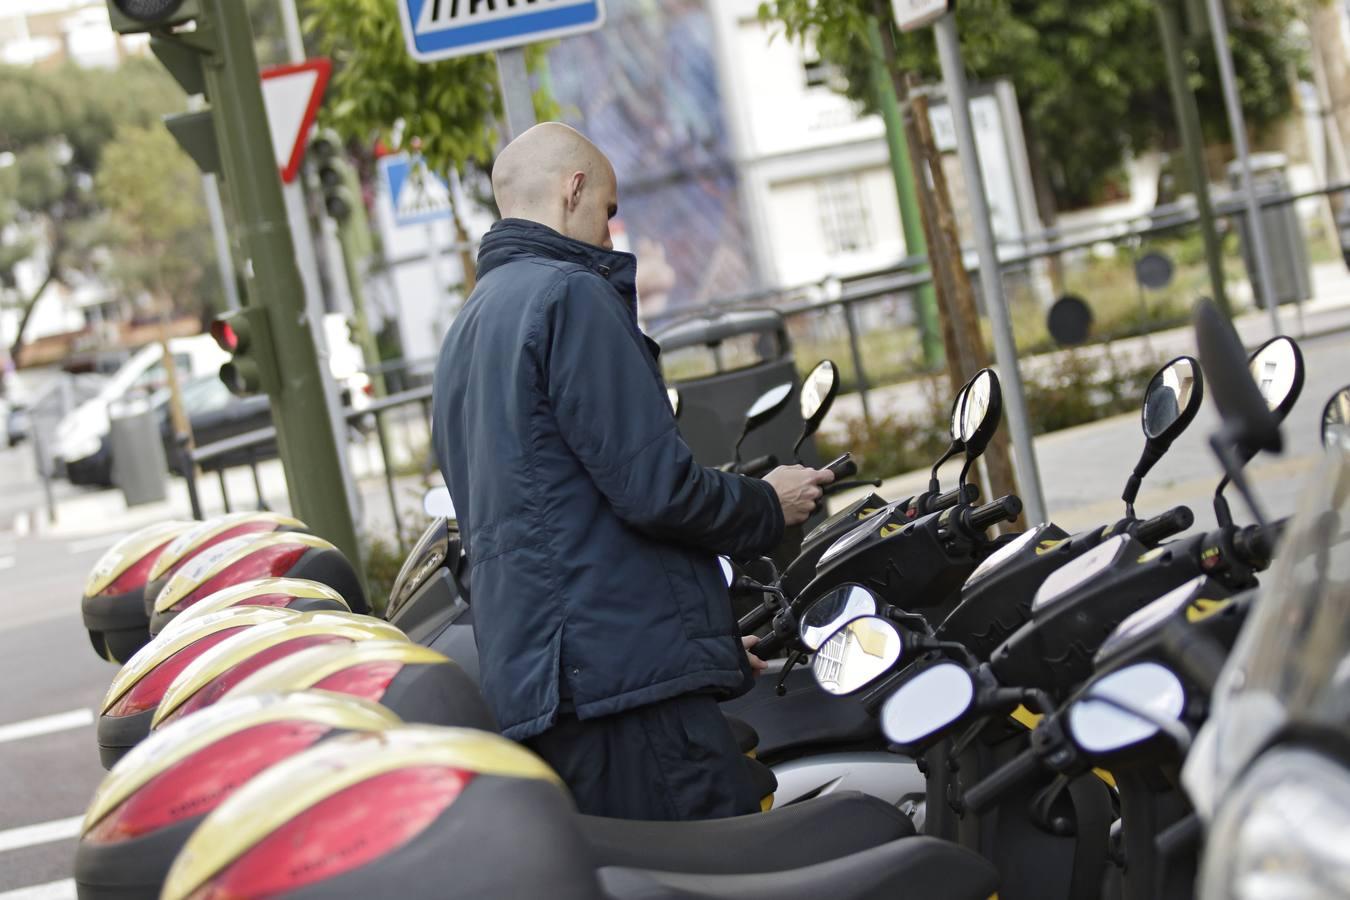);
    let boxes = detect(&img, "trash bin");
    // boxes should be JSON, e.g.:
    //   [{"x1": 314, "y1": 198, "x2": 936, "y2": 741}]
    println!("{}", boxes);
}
[
  {"x1": 108, "y1": 397, "x2": 168, "y2": 506},
  {"x1": 1227, "y1": 153, "x2": 1313, "y2": 309},
  {"x1": 653, "y1": 309, "x2": 820, "y2": 469}
]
